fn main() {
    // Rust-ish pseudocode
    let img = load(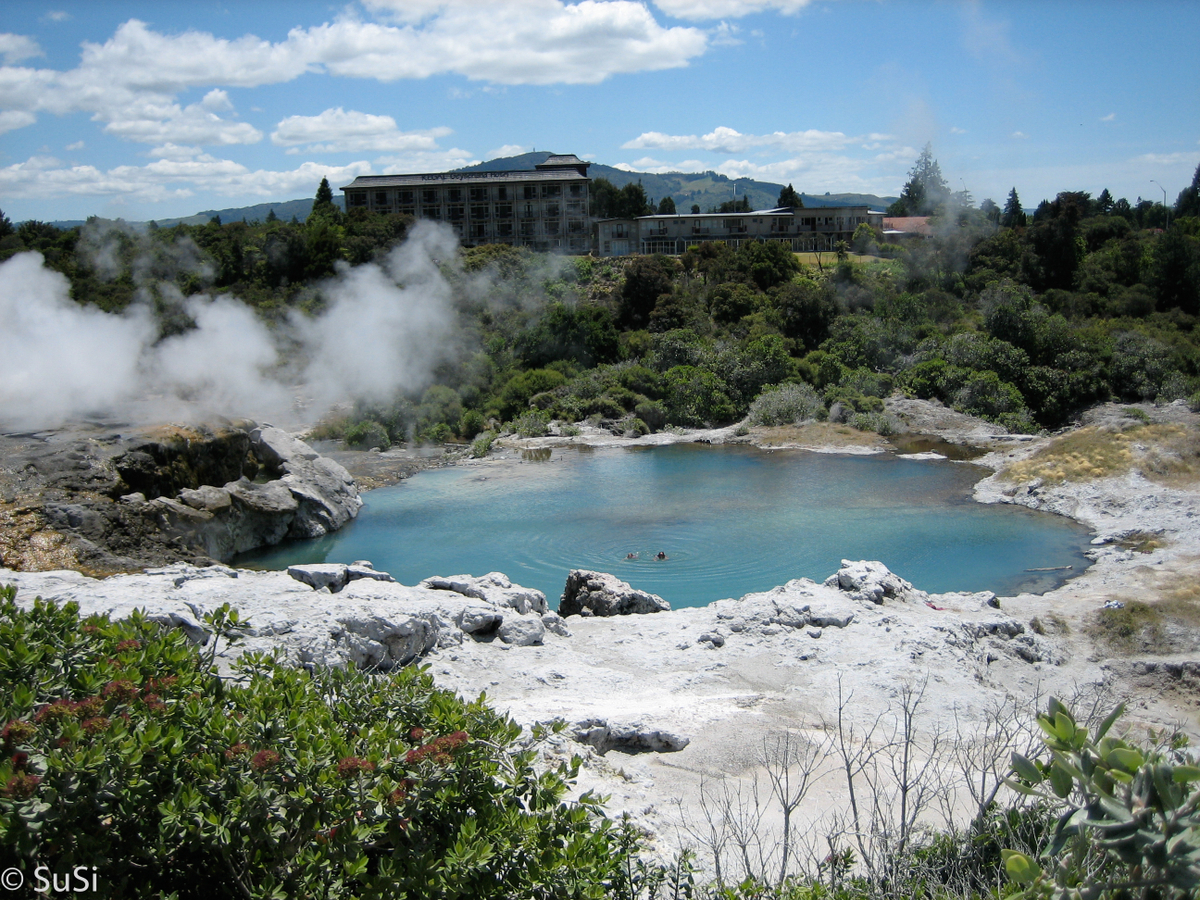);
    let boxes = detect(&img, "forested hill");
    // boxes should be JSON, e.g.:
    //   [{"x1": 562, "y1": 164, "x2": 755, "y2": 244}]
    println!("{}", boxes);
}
[{"x1": 457, "y1": 151, "x2": 896, "y2": 212}]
